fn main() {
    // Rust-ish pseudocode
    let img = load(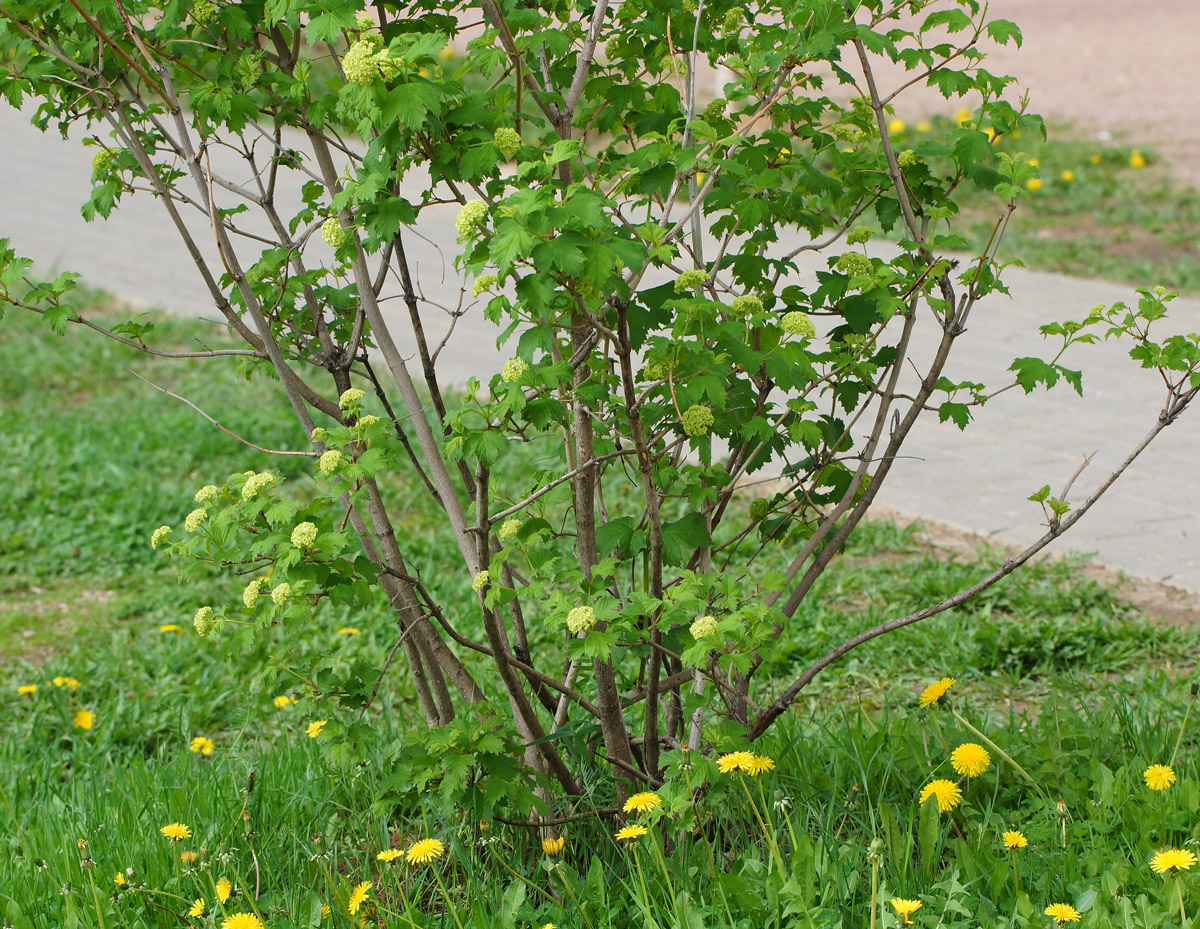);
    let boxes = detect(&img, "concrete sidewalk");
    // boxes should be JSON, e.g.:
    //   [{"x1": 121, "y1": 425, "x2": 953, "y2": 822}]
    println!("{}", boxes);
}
[{"x1": 3, "y1": 107, "x2": 1197, "y2": 592}]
